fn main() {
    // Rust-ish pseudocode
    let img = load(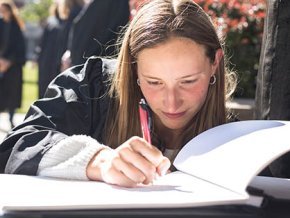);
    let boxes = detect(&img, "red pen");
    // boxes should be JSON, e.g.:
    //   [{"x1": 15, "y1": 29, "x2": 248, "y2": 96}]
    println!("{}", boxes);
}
[{"x1": 139, "y1": 98, "x2": 152, "y2": 144}]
